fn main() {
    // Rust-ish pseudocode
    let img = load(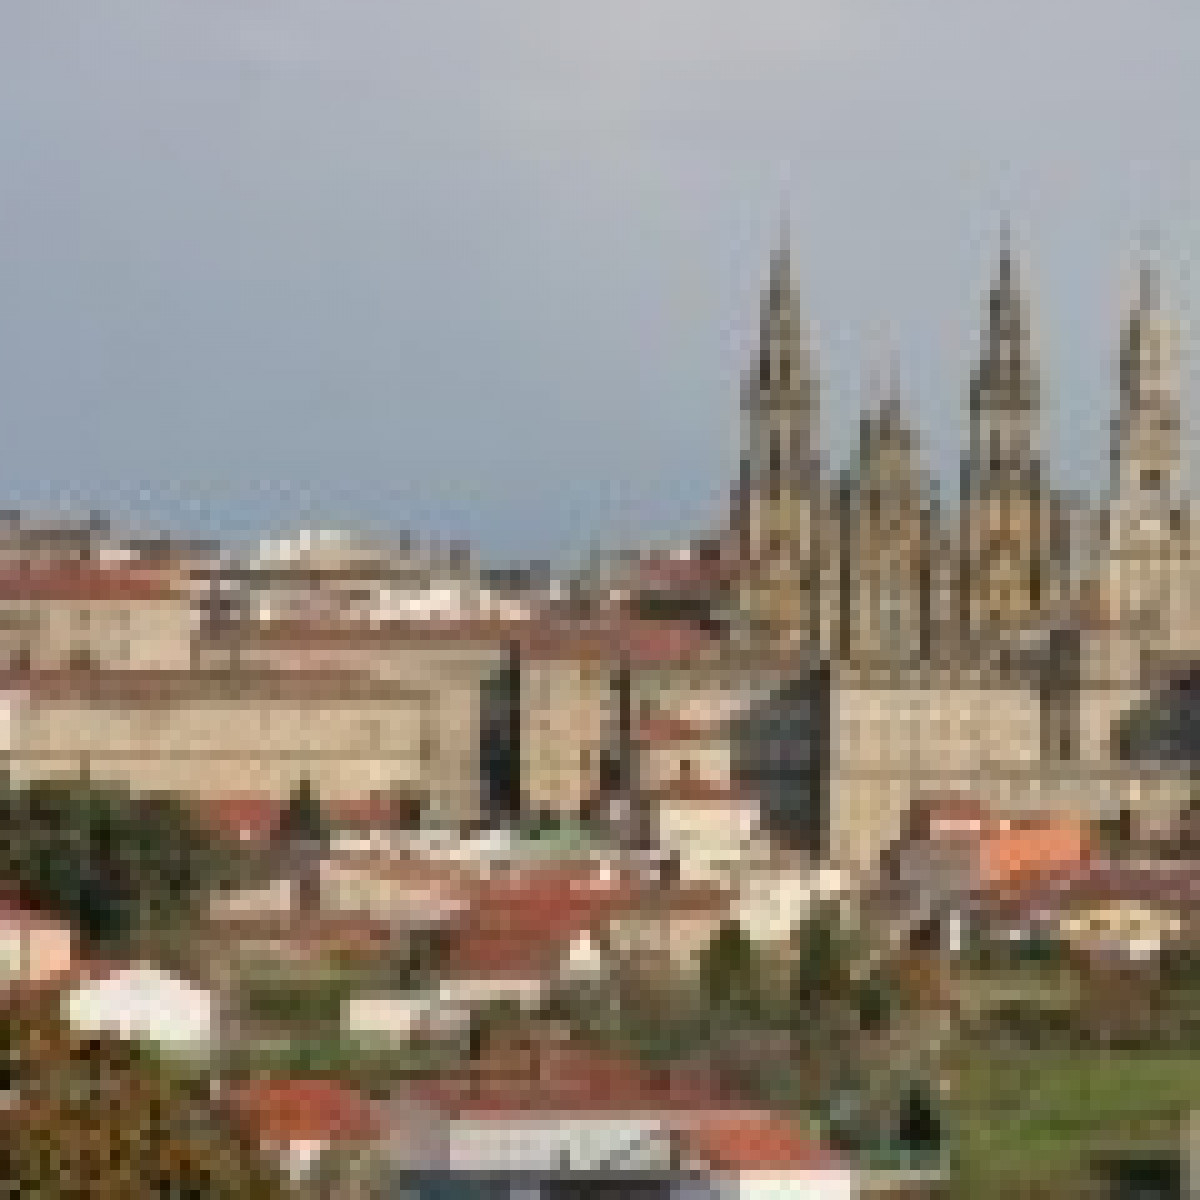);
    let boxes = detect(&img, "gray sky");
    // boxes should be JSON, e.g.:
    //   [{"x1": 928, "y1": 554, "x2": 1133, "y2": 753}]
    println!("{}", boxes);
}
[{"x1": 0, "y1": 0, "x2": 1196, "y2": 564}]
